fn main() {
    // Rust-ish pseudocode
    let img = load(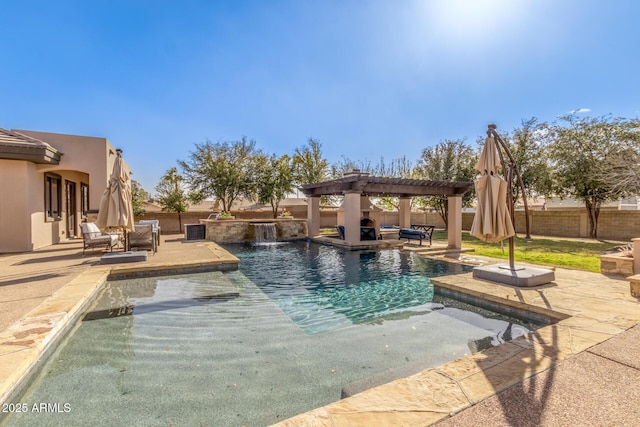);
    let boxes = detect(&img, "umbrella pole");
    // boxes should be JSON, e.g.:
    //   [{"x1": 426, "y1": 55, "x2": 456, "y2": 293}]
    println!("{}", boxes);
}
[
  {"x1": 507, "y1": 164, "x2": 516, "y2": 270},
  {"x1": 488, "y1": 124, "x2": 531, "y2": 240},
  {"x1": 508, "y1": 236, "x2": 515, "y2": 269},
  {"x1": 488, "y1": 124, "x2": 523, "y2": 270}
]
